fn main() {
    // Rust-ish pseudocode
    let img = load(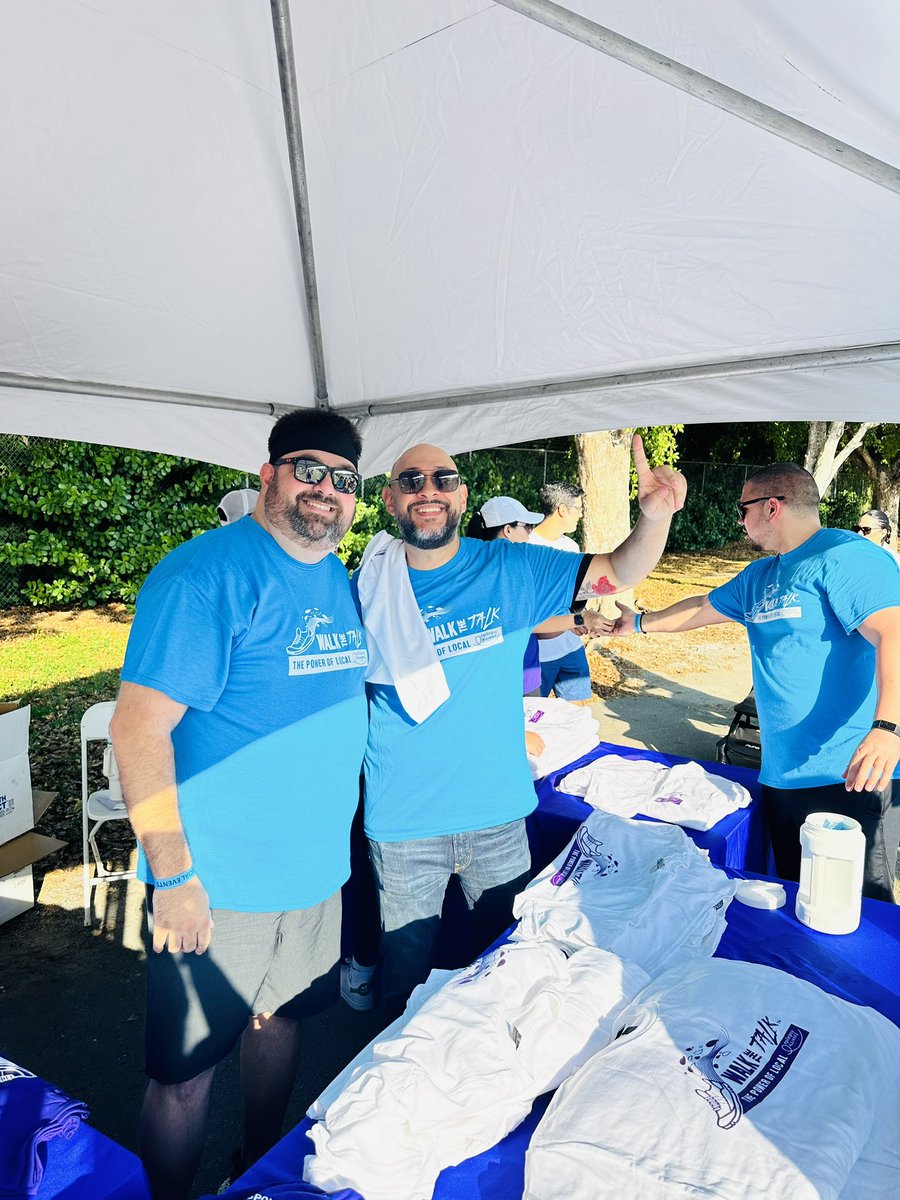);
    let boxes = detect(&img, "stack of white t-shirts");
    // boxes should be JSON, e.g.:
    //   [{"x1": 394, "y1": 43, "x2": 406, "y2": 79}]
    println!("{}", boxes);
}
[
  {"x1": 562, "y1": 754, "x2": 752, "y2": 830},
  {"x1": 512, "y1": 810, "x2": 735, "y2": 976},
  {"x1": 523, "y1": 696, "x2": 600, "y2": 780},
  {"x1": 304, "y1": 940, "x2": 650, "y2": 1200},
  {"x1": 524, "y1": 957, "x2": 900, "y2": 1199}
]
